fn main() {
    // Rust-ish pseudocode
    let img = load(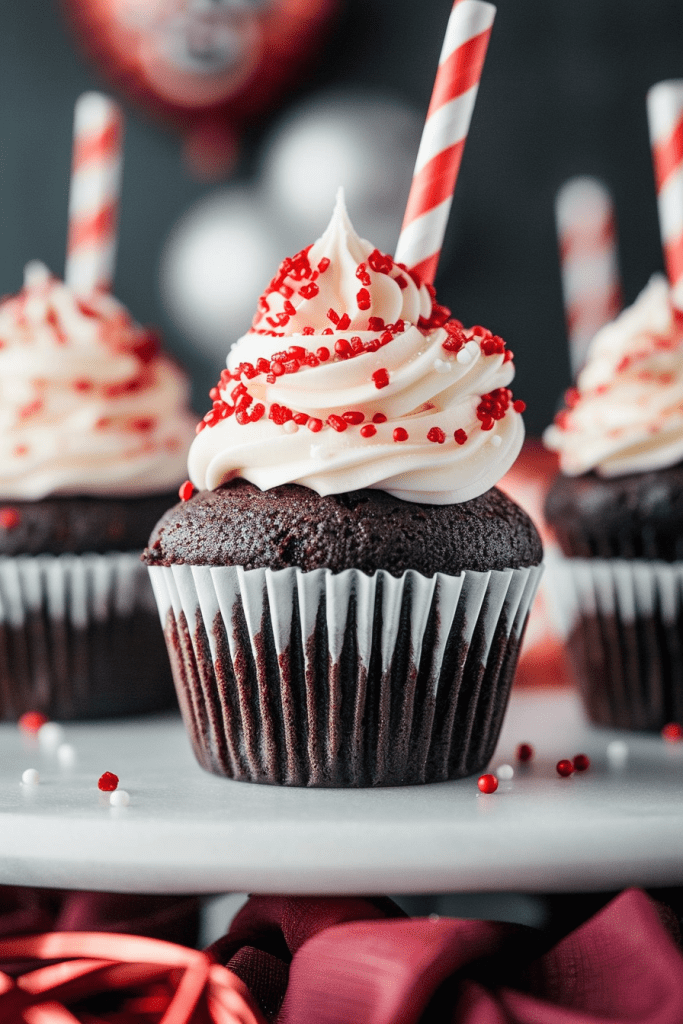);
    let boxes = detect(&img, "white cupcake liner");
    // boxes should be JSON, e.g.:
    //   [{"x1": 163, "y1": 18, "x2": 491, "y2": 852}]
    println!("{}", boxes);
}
[
  {"x1": 149, "y1": 562, "x2": 543, "y2": 786},
  {"x1": 0, "y1": 552, "x2": 174, "y2": 720},
  {"x1": 557, "y1": 557, "x2": 683, "y2": 729}
]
